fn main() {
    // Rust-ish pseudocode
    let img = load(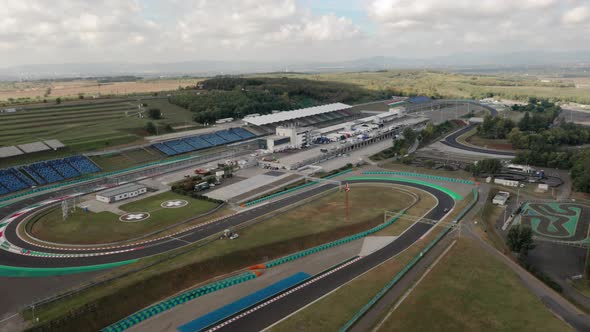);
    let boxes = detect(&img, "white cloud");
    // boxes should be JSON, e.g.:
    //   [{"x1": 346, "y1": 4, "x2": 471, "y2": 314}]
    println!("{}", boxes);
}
[
  {"x1": 365, "y1": 0, "x2": 590, "y2": 57},
  {"x1": 176, "y1": 0, "x2": 360, "y2": 47},
  {"x1": 562, "y1": 6, "x2": 590, "y2": 25},
  {"x1": 0, "y1": 0, "x2": 589, "y2": 66}
]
